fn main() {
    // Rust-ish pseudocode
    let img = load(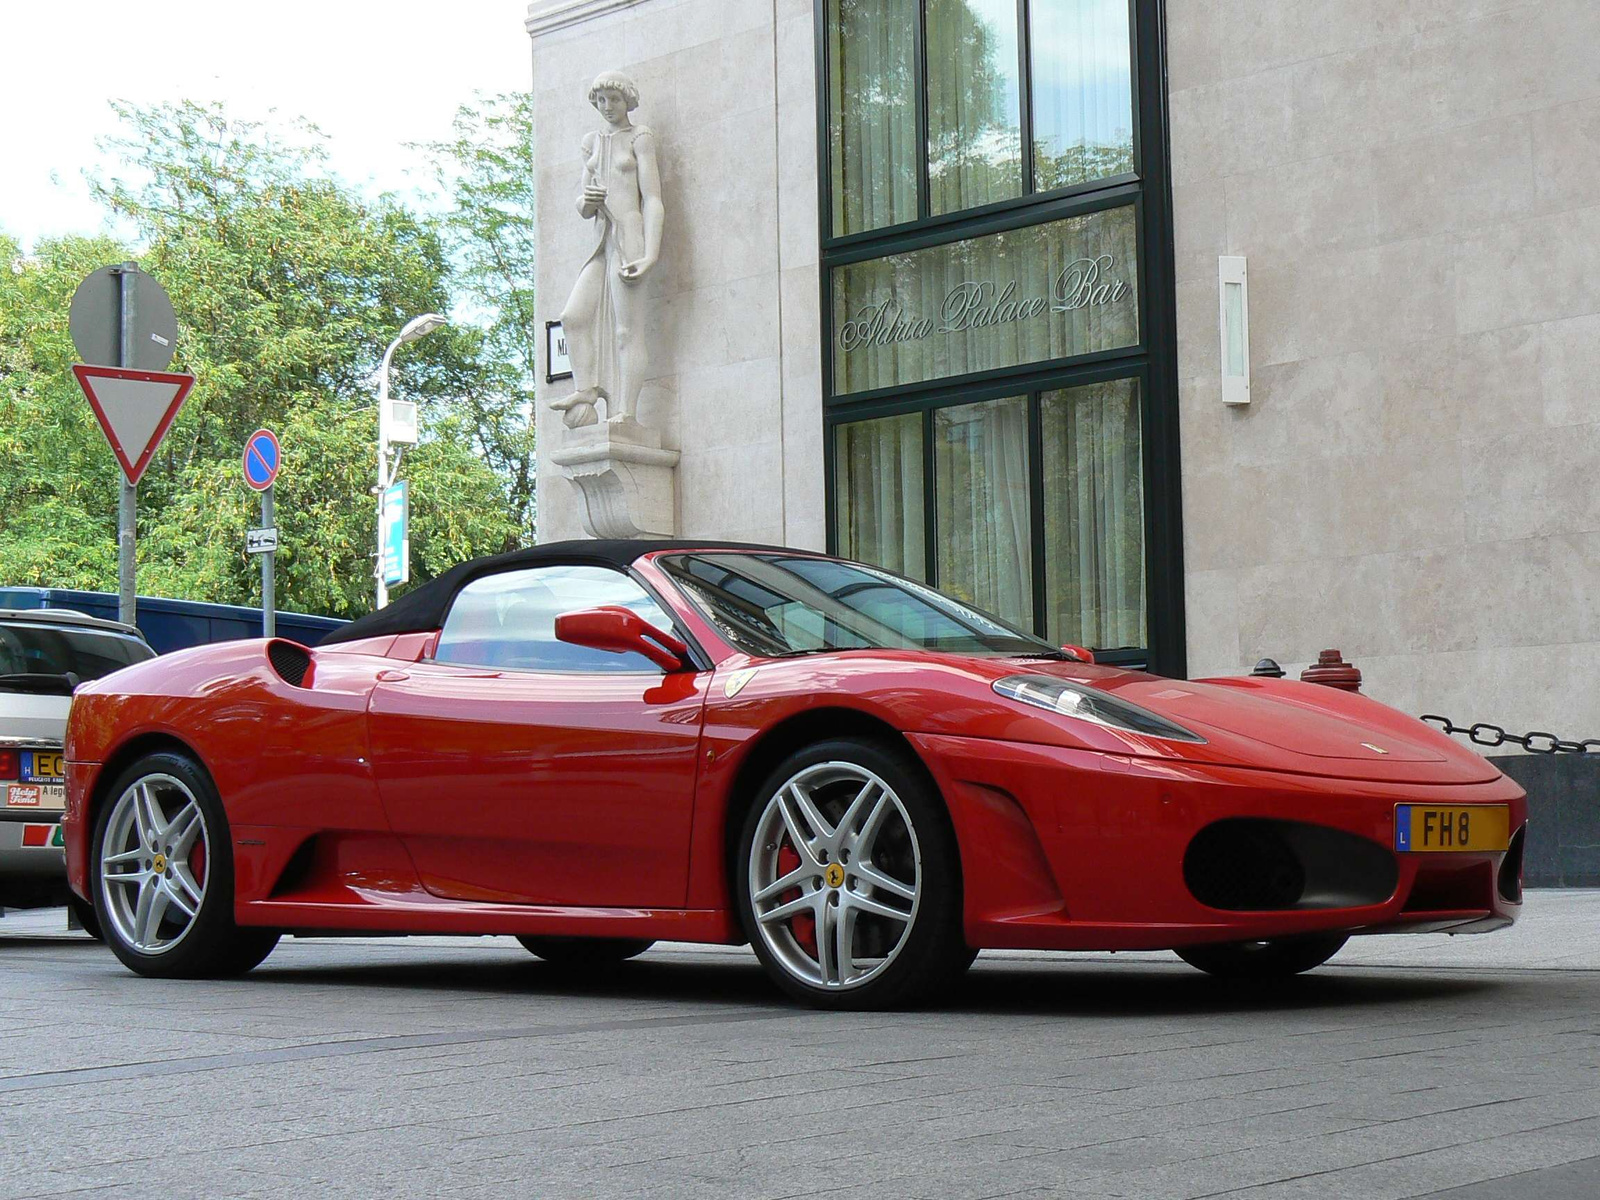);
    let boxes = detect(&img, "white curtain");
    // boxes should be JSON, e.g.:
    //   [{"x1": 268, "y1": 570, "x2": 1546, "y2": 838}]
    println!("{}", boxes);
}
[
  {"x1": 1042, "y1": 378, "x2": 1144, "y2": 648},
  {"x1": 830, "y1": 0, "x2": 919, "y2": 236},
  {"x1": 1029, "y1": 0, "x2": 1136, "y2": 190},
  {"x1": 934, "y1": 396, "x2": 1032, "y2": 627},
  {"x1": 835, "y1": 414, "x2": 926, "y2": 578},
  {"x1": 926, "y1": 0, "x2": 1023, "y2": 215}
]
